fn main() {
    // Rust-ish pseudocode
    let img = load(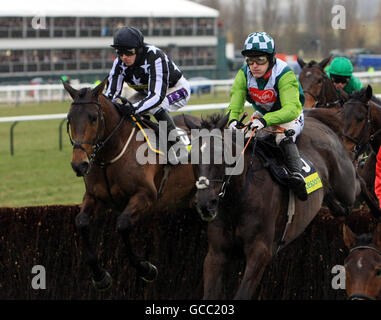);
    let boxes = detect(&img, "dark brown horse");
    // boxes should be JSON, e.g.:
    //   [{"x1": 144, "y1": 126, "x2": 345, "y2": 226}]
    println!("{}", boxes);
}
[
  {"x1": 343, "y1": 222, "x2": 381, "y2": 300},
  {"x1": 184, "y1": 113, "x2": 361, "y2": 299},
  {"x1": 301, "y1": 86, "x2": 381, "y2": 216},
  {"x1": 340, "y1": 86, "x2": 381, "y2": 215},
  {"x1": 298, "y1": 57, "x2": 345, "y2": 109},
  {"x1": 63, "y1": 78, "x2": 198, "y2": 289},
  {"x1": 341, "y1": 86, "x2": 381, "y2": 163}
]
